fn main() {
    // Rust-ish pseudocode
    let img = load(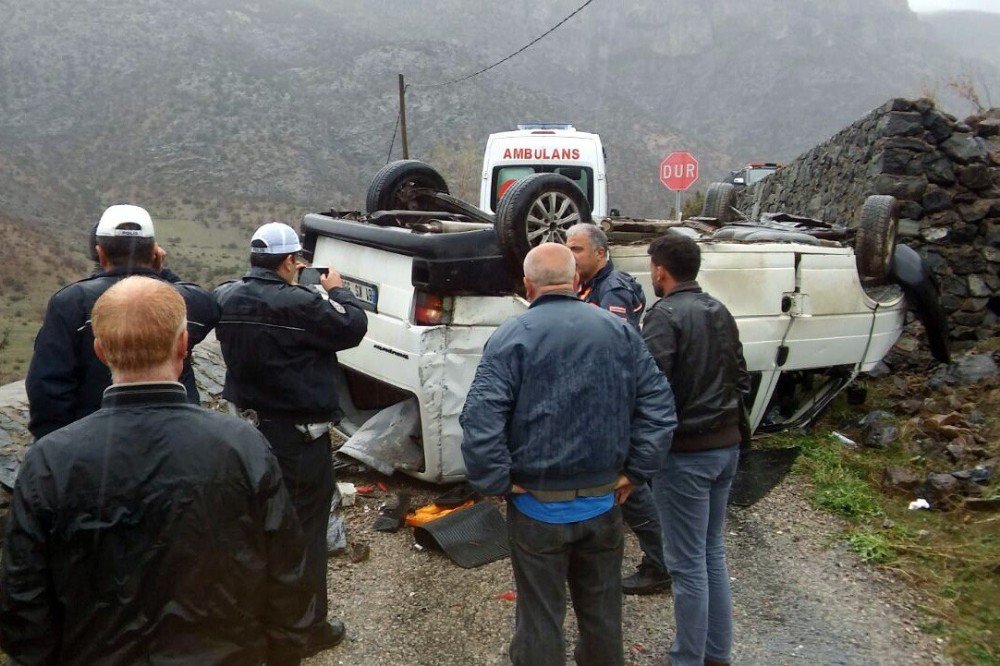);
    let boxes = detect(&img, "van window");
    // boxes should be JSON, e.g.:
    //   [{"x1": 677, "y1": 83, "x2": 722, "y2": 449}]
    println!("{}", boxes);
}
[{"x1": 491, "y1": 165, "x2": 594, "y2": 212}]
